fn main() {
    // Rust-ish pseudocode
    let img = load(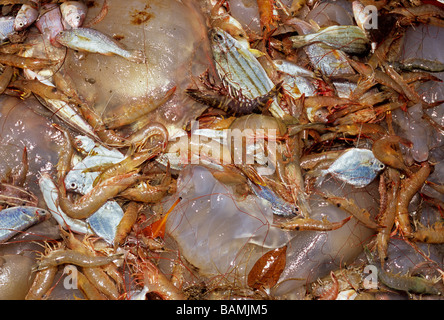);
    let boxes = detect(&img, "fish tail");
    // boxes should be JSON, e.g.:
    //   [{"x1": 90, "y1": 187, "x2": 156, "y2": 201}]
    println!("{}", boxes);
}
[
  {"x1": 127, "y1": 49, "x2": 146, "y2": 64},
  {"x1": 290, "y1": 35, "x2": 308, "y2": 49}
]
